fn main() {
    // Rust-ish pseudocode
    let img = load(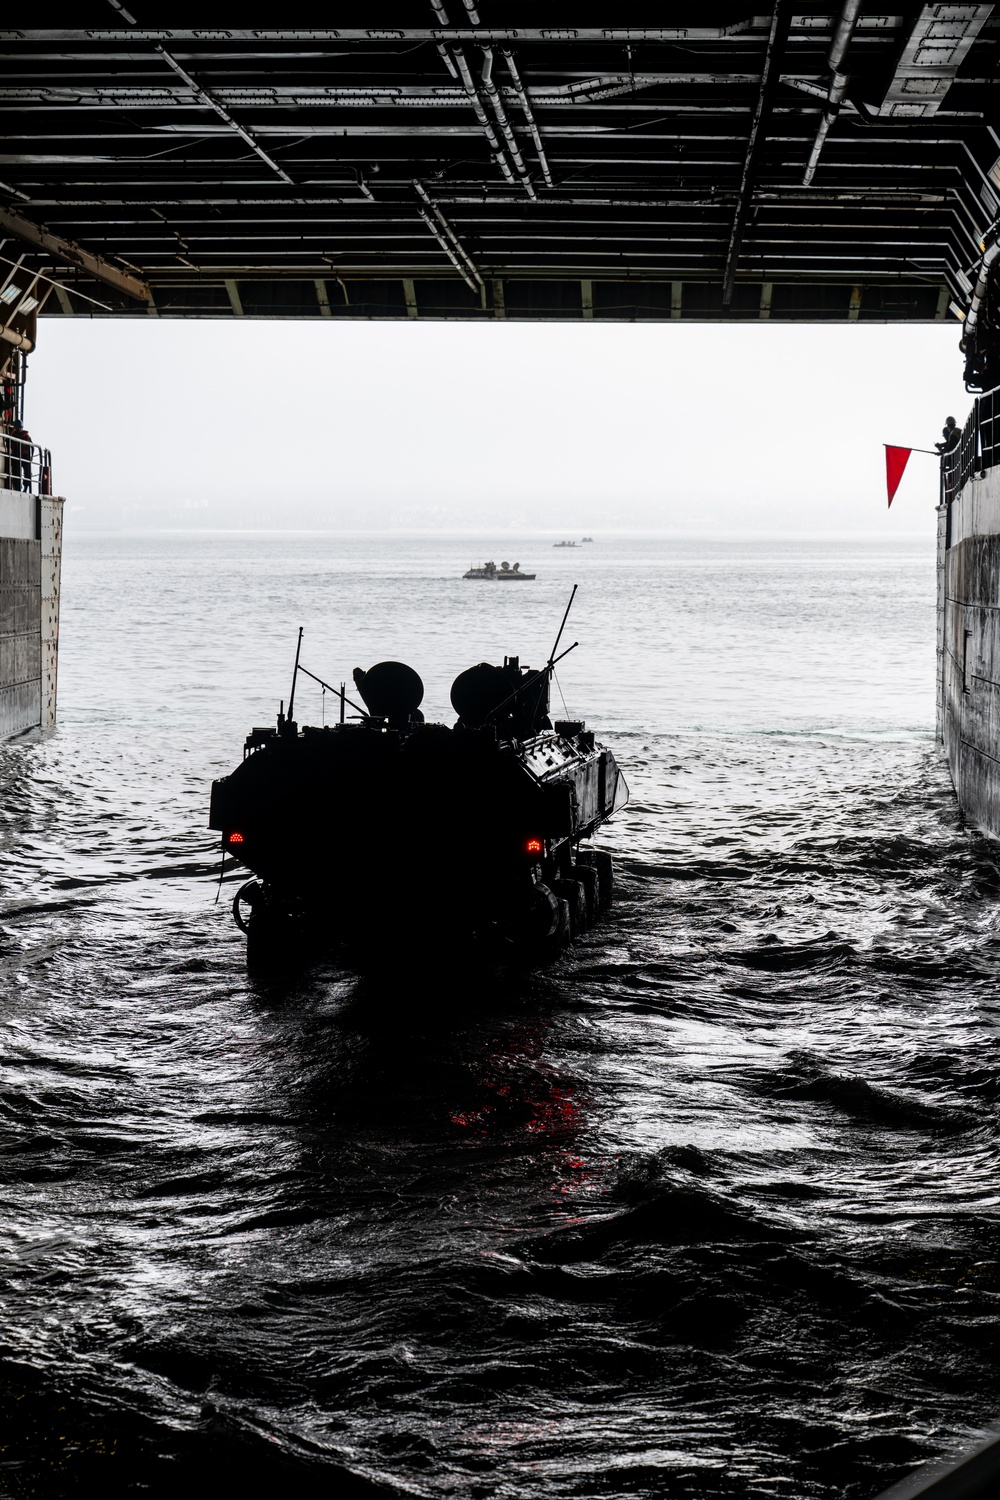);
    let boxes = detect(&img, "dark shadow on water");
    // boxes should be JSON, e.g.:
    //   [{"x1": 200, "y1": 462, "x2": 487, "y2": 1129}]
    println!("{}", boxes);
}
[{"x1": 237, "y1": 949, "x2": 590, "y2": 1186}]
